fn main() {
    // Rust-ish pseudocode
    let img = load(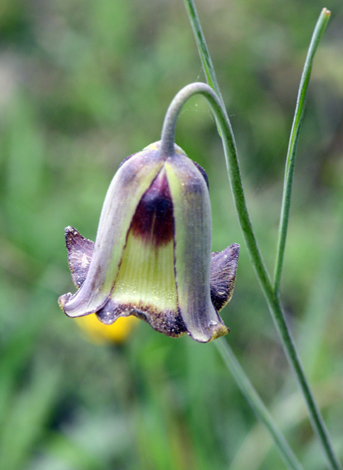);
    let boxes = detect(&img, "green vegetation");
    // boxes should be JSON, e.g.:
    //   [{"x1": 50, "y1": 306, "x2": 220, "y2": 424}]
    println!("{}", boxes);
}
[{"x1": 0, "y1": 0, "x2": 342, "y2": 469}]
